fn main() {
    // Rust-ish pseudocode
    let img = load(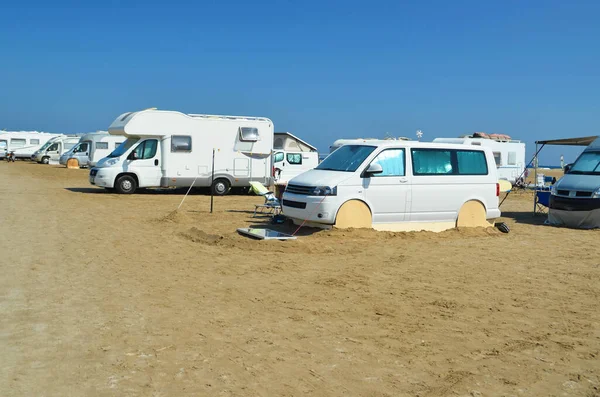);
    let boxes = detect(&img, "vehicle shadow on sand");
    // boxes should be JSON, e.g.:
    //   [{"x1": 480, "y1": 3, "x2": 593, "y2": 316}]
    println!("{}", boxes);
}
[
  {"x1": 500, "y1": 211, "x2": 548, "y2": 226},
  {"x1": 64, "y1": 187, "x2": 251, "y2": 196}
]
